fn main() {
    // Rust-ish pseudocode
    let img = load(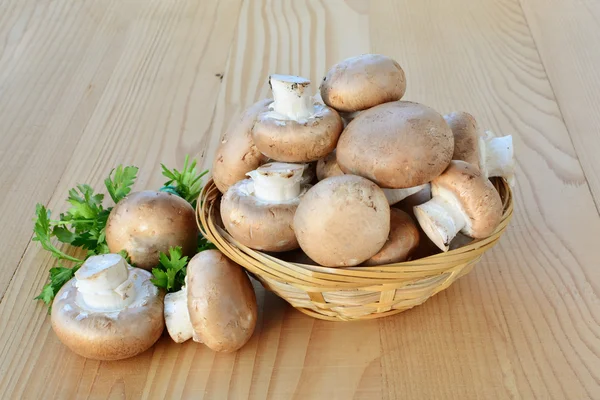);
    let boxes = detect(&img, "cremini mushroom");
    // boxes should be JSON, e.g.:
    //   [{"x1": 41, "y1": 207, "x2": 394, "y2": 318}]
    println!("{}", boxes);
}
[
  {"x1": 413, "y1": 160, "x2": 503, "y2": 252},
  {"x1": 444, "y1": 111, "x2": 515, "y2": 186},
  {"x1": 336, "y1": 101, "x2": 454, "y2": 189},
  {"x1": 316, "y1": 149, "x2": 428, "y2": 205},
  {"x1": 220, "y1": 162, "x2": 310, "y2": 252},
  {"x1": 396, "y1": 184, "x2": 440, "y2": 259},
  {"x1": 363, "y1": 209, "x2": 420, "y2": 266},
  {"x1": 212, "y1": 98, "x2": 272, "y2": 193},
  {"x1": 320, "y1": 54, "x2": 407, "y2": 113},
  {"x1": 106, "y1": 191, "x2": 198, "y2": 271},
  {"x1": 251, "y1": 74, "x2": 343, "y2": 163},
  {"x1": 164, "y1": 250, "x2": 257, "y2": 352},
  {"x1": 293, "y1": 175, "x2": 390, "y2": 267},
  {"x1": 51, "y1": 253, "x2": 164, "y2": 360}
]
